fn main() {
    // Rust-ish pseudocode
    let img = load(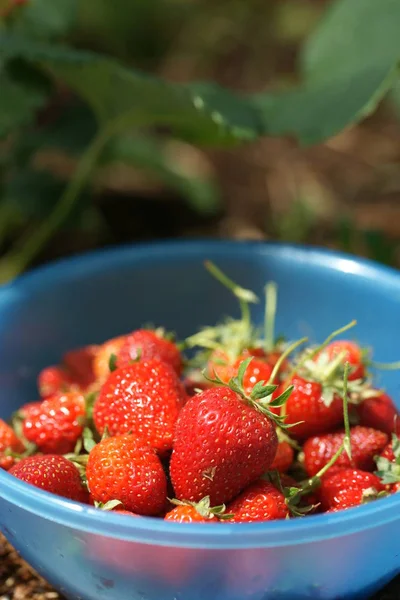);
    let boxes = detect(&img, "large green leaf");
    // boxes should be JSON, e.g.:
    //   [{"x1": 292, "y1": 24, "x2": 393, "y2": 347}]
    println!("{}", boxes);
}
[
  {"x1": 302, "y1": 0, "x2": 400, "y2": 81},
  {"x1": 104, "y1": 135, "x2": 220, "y2": 215},
  {"x1": 0, "y1": 61, "x2": 50, "y2": 138}
]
